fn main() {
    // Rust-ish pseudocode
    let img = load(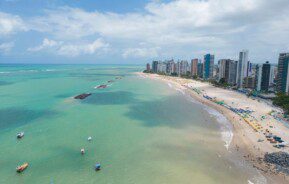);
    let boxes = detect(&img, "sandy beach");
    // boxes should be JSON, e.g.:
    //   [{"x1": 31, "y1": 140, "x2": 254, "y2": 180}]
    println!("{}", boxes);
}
[{"x1": 139, "y1": 72, "x2": 289, "y2": 183}]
